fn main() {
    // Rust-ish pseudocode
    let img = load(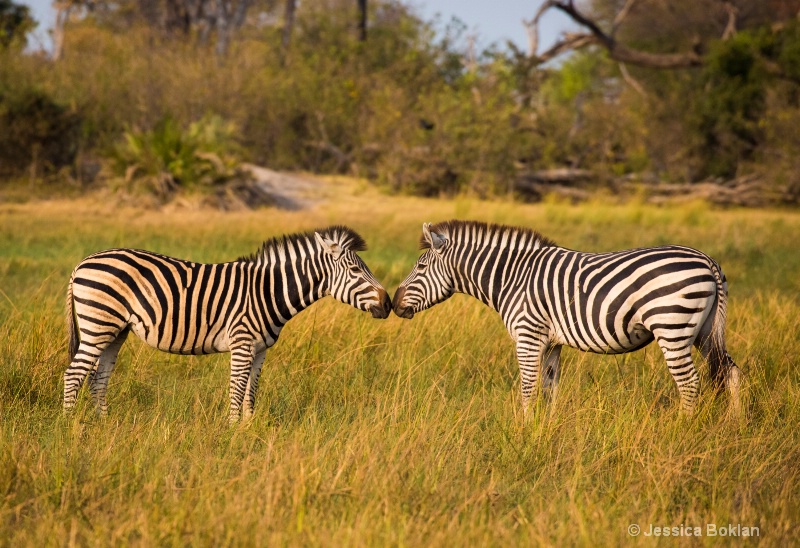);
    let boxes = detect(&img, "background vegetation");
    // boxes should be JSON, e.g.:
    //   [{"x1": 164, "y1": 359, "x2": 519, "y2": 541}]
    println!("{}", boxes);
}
[
  {"x1": 1, "y1": 185, "x2": 799, "y2": 544},
  {"x1": 3, "y1": 0, "x2": 800, "y2": 200}
]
